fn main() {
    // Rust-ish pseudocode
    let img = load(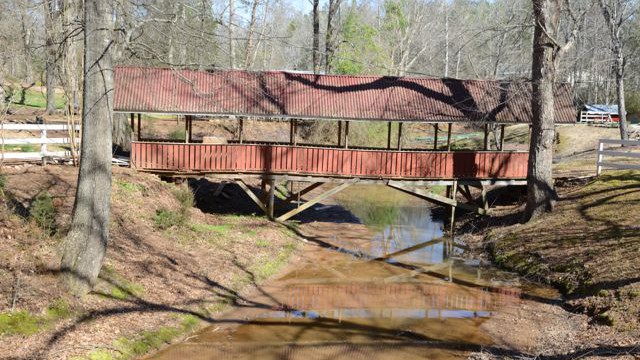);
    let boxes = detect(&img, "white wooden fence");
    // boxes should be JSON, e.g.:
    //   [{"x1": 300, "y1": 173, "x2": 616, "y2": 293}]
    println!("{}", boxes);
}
[
  {"x1": 596, "y1": 138, "x2": 640, "y2": 175},
  {"x1": 1, "y1": 123, "x2": 80, "y2": 161}
]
